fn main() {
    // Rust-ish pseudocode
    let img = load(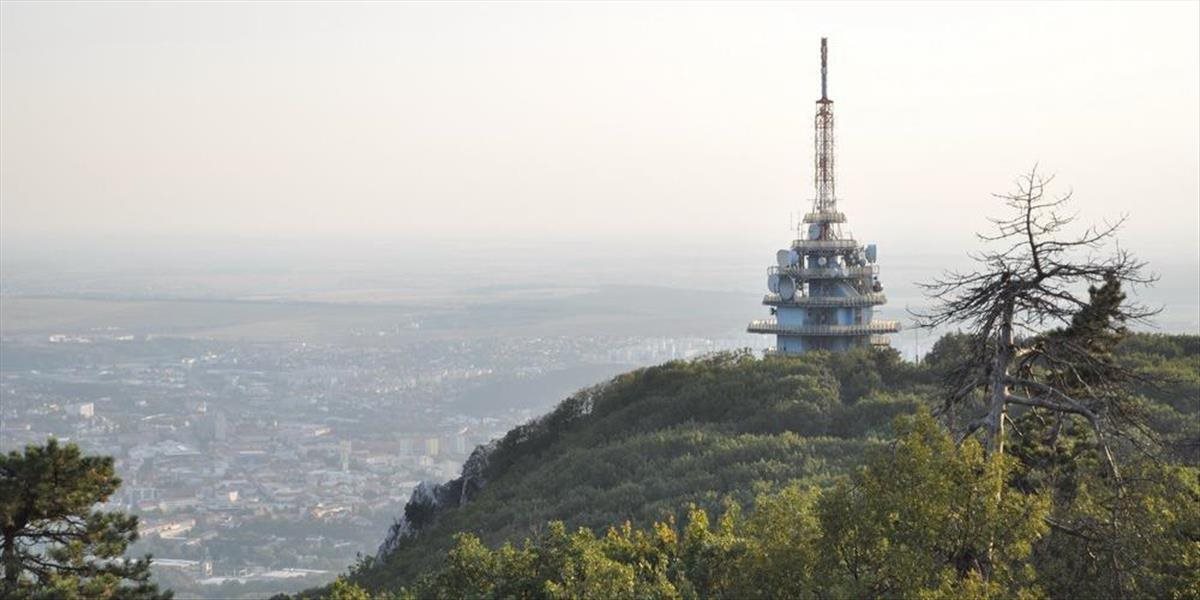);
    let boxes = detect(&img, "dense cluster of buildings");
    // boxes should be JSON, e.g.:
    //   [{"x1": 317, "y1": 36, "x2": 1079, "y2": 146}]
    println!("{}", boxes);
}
[{"x1": 0, "y1": 328, "x2": 744, "y2": 596}]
